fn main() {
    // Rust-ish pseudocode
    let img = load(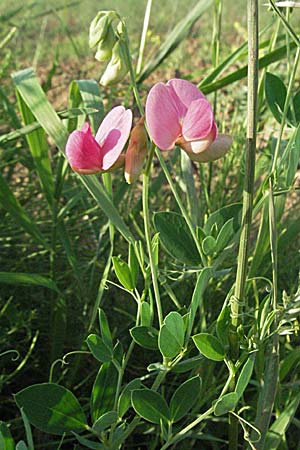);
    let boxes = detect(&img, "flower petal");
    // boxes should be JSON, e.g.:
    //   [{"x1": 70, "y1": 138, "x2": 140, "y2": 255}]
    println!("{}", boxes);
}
[
  {"x1": 167, "y1": 78, "x2": 206, "y2": 118},
  {"x1": 183, "y1": 134, "x2": 232, "y2": 162},
  {"x1": 182, "y1": 98, "x2": 215, "y2": 142},
  {"x1": 66, "y1": 123, "x2": 102, "y2": 173},
  {"x1": 95, "y1": 106, "x2": 133, "y2": 171},
  {"x1": 145, "y1": 82, "x2": 181, "y2": 150}
]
